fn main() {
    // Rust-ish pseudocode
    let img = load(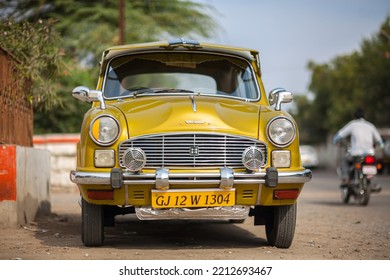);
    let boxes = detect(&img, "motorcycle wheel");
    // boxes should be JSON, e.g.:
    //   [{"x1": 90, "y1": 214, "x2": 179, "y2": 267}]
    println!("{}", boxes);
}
[
  {"x1": 357, "y1": 178, "x2": 371, "y2": 206},
  {"x1": 341, "y1": 186, "x2": 350, "y2": 204}
]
